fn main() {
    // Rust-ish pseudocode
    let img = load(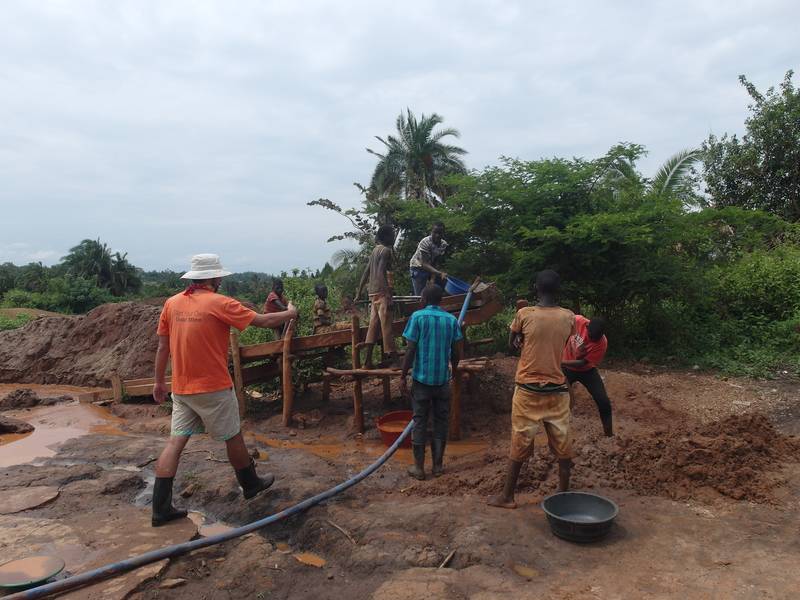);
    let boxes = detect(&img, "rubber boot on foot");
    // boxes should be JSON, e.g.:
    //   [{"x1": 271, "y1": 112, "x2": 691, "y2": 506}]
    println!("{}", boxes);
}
[
  {"x1": 431, "y1": 438, "x2": 446, "y2": 477},
  {"x1": 235, "y1": 460, "x2": 275, "y2": 499},
  {"x1": 407, "y1": 444, "x2": 426, "y2": 480},
  {"x1": 151, "y1": 477, "x2": 188, "y2": 527}
]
